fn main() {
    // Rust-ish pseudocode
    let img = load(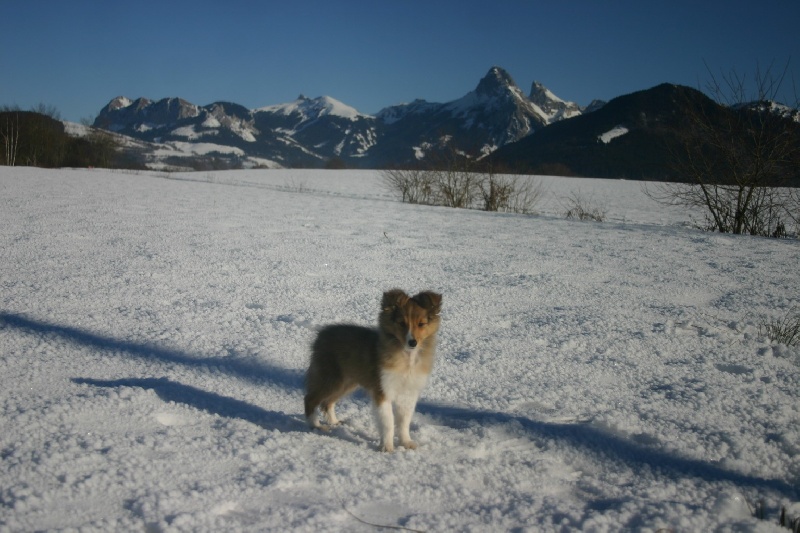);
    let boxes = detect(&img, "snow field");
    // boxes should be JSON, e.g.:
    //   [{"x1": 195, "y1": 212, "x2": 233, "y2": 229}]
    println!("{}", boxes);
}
[{"x1": 1, "y1": 167, "x2": 798, "y2": 531}]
